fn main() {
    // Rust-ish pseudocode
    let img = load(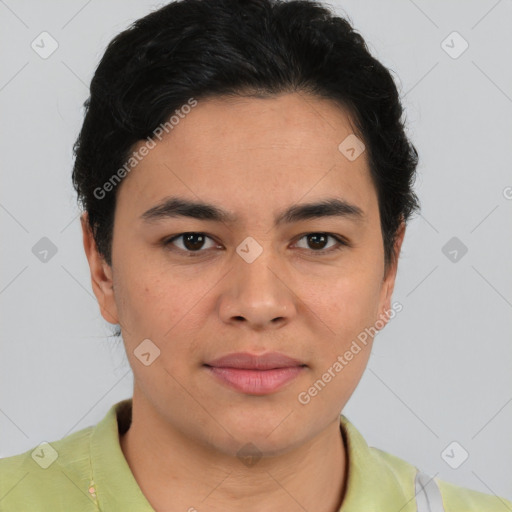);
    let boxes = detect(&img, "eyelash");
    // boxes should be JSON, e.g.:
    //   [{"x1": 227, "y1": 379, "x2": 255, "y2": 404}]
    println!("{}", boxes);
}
[{"x1": 162, "y1": 232, "x2": 349, "y2": 257}]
